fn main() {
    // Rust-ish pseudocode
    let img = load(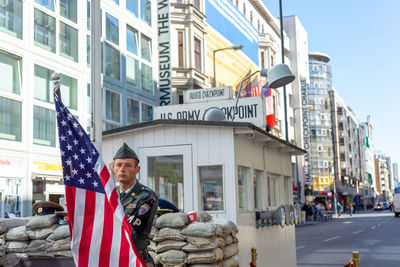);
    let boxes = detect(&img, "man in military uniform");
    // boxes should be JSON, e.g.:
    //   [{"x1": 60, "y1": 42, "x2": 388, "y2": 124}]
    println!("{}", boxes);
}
[{"x1": 113, "y1": 143, "x2": 158, "y2": 266}]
